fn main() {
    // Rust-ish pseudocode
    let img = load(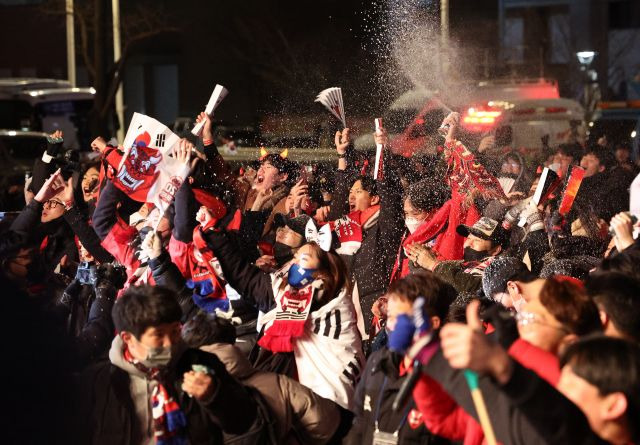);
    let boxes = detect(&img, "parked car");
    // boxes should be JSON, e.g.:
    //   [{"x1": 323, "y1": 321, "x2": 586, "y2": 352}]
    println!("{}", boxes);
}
[
  {"x1": 0, "y1": 79, "x2": 95, "y2": 150},
  {"x1": 0, "y1": 129, "x2": 48, "y2": 211}
]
